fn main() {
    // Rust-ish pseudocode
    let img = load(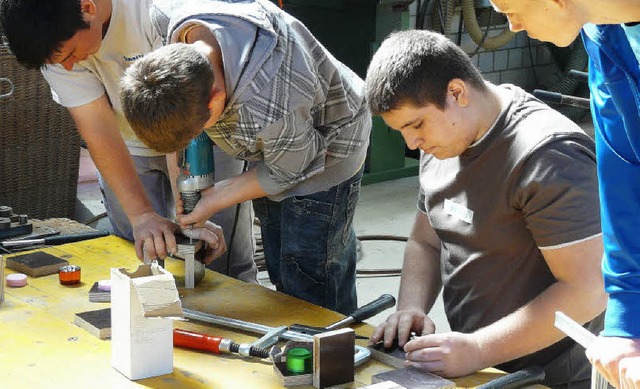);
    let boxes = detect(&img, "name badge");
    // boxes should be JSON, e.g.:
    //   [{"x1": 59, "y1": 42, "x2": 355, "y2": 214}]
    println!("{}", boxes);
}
[{"x1": 443, "y1": 199, "x2": 474, "y2": 224}]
